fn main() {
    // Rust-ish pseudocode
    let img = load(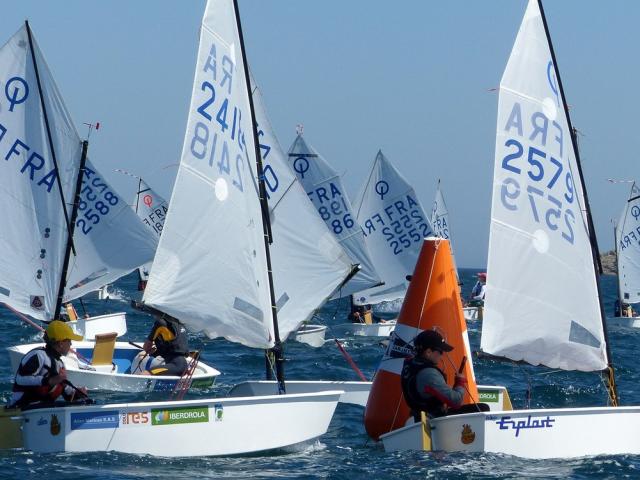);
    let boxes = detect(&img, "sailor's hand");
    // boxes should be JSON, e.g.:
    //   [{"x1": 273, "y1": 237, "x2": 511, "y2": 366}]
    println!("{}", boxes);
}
[
  {"x1": 454, "y1": 373, "x2": 467, "y2": 387},
  {"x1": 49, "y1": 370, "x2": 67, "y2": 386},
  {"x1": 142, "y1": 339, "x2": 154, "y2": 354}
]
